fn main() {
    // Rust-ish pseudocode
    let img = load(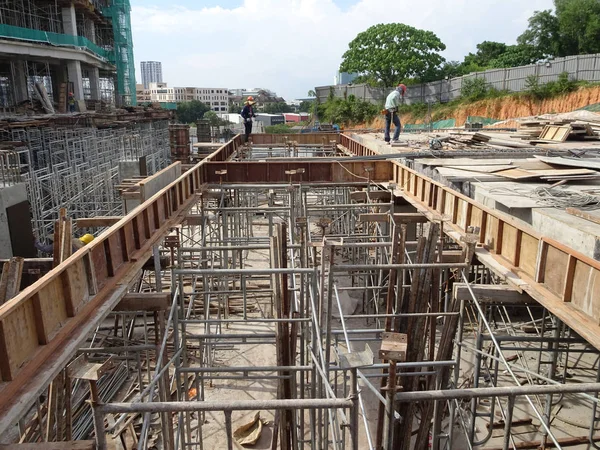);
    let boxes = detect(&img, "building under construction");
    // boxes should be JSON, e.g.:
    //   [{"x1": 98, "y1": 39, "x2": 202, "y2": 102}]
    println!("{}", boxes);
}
[
  {"x1": 1, "y1": 4, "x2": 600, "y2": 449},
  {"x1": 0, "y1": 122, "x2": 599, "y2": 450}
]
